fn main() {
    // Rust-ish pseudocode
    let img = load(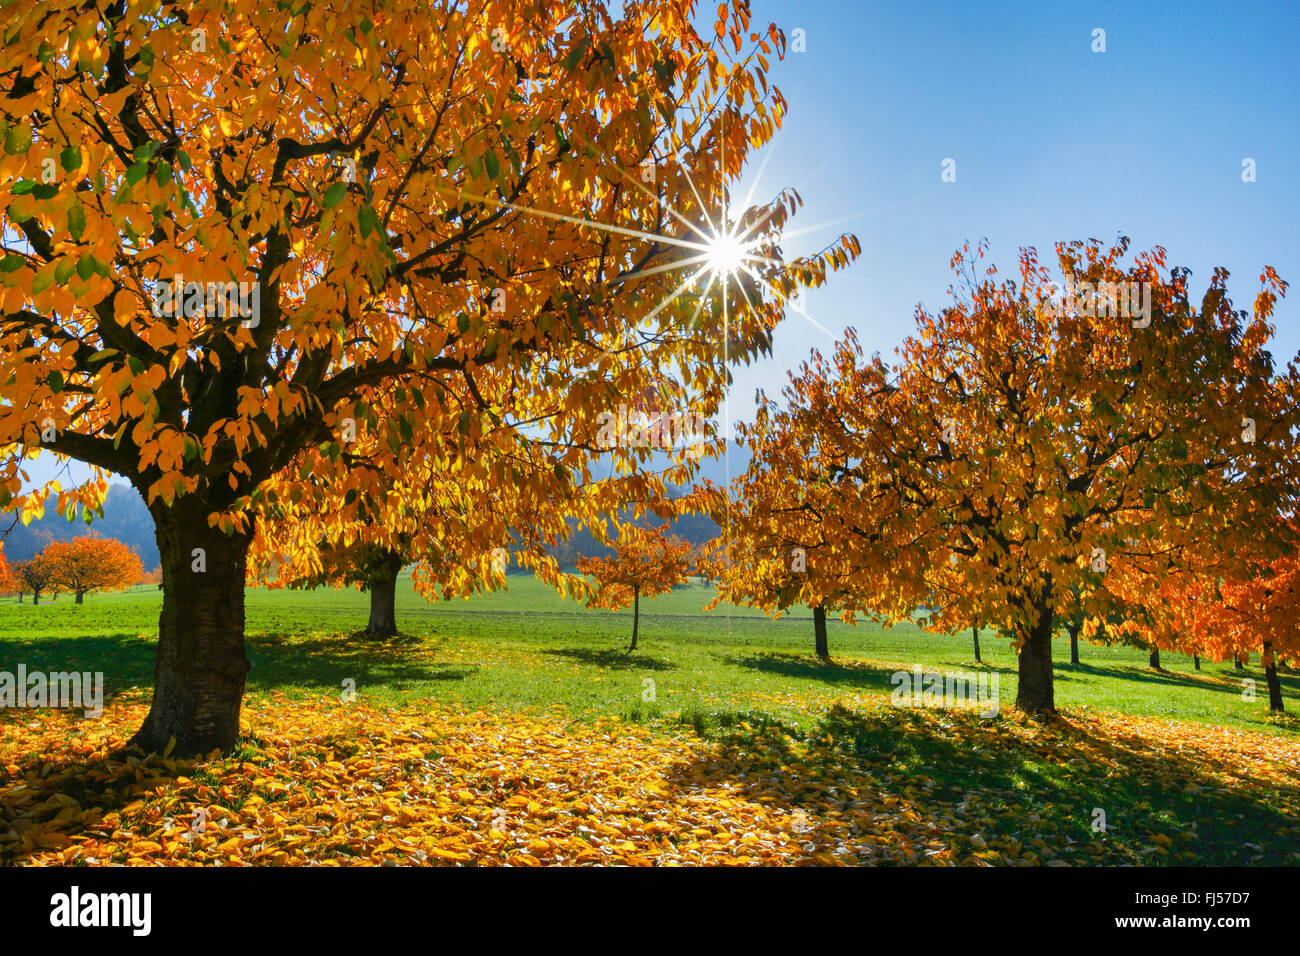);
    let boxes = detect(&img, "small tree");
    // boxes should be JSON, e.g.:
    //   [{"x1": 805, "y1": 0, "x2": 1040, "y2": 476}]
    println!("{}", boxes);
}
[
  {"x1": 577, "y1": 524, "x2": 692, "y2": 652},
  {"x1": 13, "y1": 555, "x2": 55, "y2": 604},
  {"x1": 43, "y1": 535, "x2": 144, "y2": 604}
]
